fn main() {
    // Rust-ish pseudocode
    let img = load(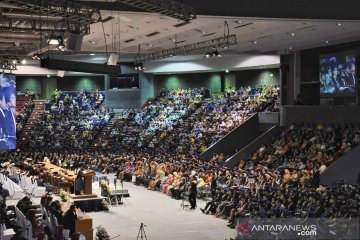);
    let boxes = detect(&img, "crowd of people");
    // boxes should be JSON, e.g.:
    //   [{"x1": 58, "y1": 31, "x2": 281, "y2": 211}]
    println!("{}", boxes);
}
[
  {"x1": 102, "y1": 88, "x2": 206, "y2": 150},
  {"x1": 16, "y1": 96, "x2": 34, "y2": 133},
  {"x1": 2, "y1": 121, "x2": 359, "y2": 232},
  {"x1": 21, "y1": 89, "x2": 114, "y2": 150},
  {"x1": 1, "y1": 85, "x2": 359, "y2": 238},
  {"x1": 102, "y1": 86, "x2": 278, "y2": 155}
]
